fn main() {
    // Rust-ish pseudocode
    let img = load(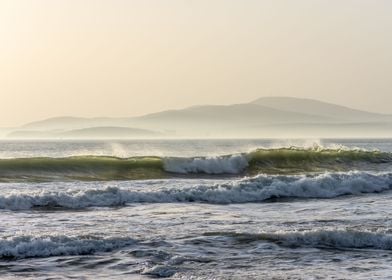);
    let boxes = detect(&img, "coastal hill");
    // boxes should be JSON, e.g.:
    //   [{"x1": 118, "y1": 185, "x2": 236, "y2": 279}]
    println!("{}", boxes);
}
[
  {"x1": 7, "y1": 127, "x2": 160, "y2": 139},
  {"x1": 251, "y1": 97, "x2": 392, "y2": 122},
  {"x1": 8, "y1": 97, "x2": 392, "y2": 138}
]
